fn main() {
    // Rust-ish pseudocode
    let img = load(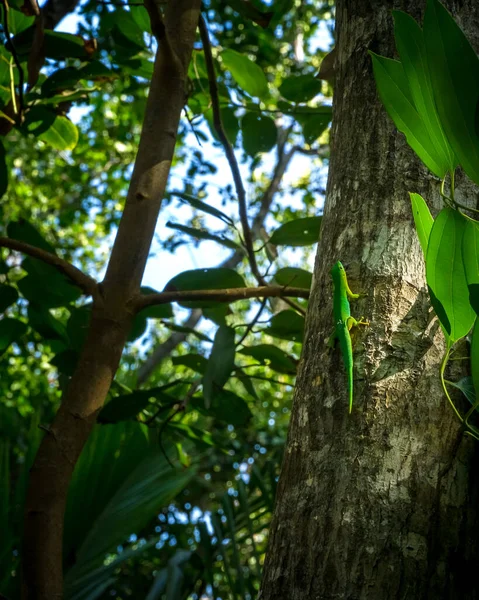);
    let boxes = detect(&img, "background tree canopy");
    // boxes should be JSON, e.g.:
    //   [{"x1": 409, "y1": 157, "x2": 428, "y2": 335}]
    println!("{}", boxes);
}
[{"x1": 0, "y1": 0, "x2": 334, "y2": 598}]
